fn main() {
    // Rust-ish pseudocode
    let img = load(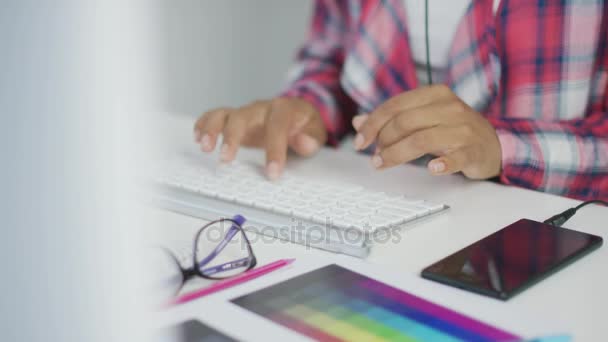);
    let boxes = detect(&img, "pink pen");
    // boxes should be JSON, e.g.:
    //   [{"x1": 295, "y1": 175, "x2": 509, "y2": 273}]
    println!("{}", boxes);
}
[{"x1": 168, "y1": 258, "x2": 295, "y2": 307}]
